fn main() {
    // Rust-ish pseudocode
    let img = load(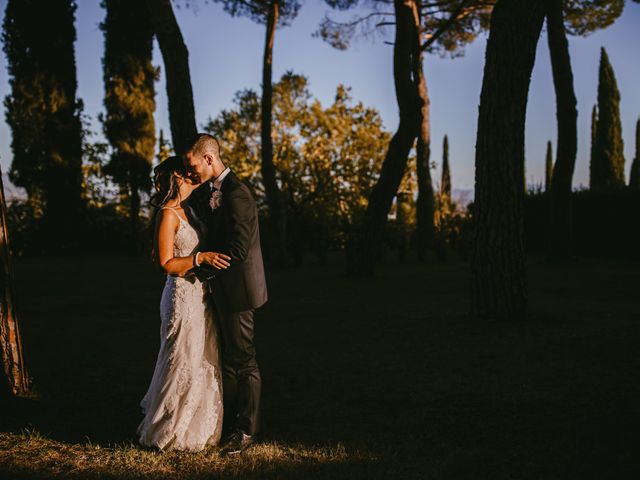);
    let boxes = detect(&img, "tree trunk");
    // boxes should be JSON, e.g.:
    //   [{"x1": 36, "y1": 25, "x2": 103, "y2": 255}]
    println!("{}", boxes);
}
[
  {"x1": 415, "y1": 45, "x2": 435, "y2": 261},
  {"x1": 0, "y1": 168, "x2": 30, "y2": 398},
  {"x1": 261, "y1": 0, "x2": 288, "y2": 267},
  {"x1": 348, "y1": 0, "x2": 421, "y2": 276},
  {"x1": 470, "y1": 0, "x2": 545, "y2": 320},
  {"x1": 146, "y1": 0, "x2": 197, "y2": 154},
  {"x1": 546, "y1": 0, "x2": 578, "y2": 263}
]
